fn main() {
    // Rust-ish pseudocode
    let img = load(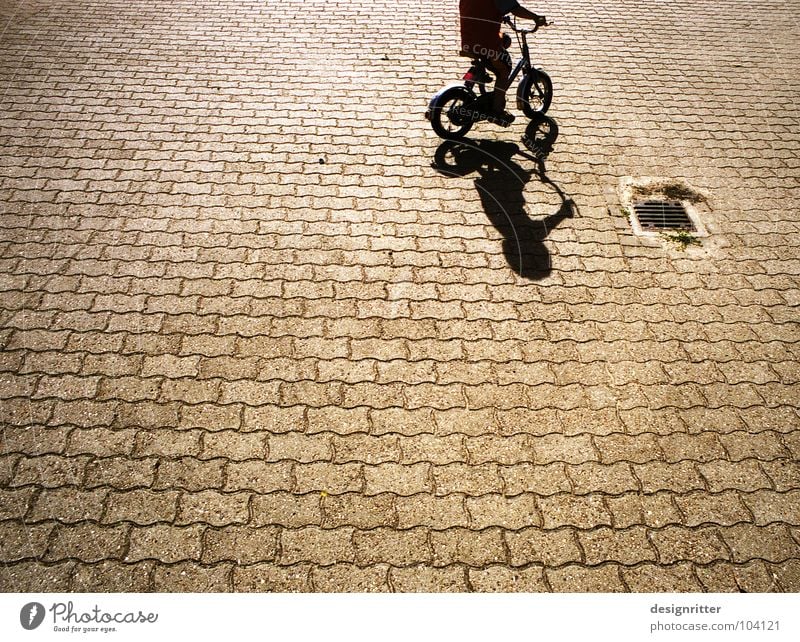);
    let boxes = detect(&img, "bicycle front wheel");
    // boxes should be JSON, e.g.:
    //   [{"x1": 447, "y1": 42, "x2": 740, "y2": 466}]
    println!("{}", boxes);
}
[{"x1": 517, "y1": 69, "x2": 553, "y2": 118}]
